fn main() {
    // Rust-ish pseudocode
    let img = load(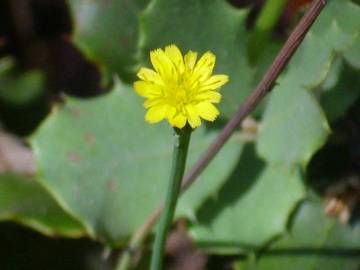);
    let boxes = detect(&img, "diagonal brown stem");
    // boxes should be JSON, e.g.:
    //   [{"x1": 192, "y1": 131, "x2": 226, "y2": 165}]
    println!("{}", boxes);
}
[
  {"x1": 116, "y1": 0, "x2": 327, "y2": 268},
  {"x1": 182, "y1": 0, "x2": 327, "y2": 192}
]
